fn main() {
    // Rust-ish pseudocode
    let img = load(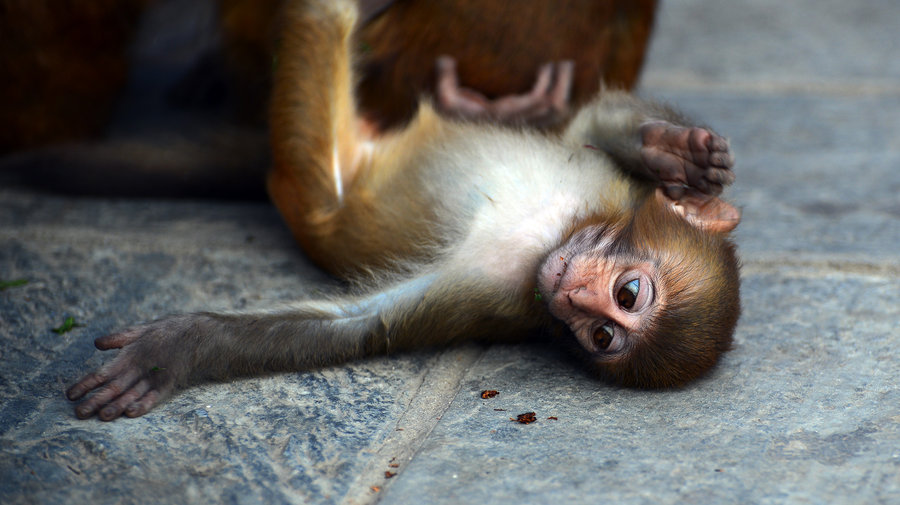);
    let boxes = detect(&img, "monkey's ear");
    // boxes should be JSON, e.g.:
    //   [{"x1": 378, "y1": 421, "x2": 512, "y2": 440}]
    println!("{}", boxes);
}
[{"x1": 655, "y1": 188, "x2": 741, "y2": 233}]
